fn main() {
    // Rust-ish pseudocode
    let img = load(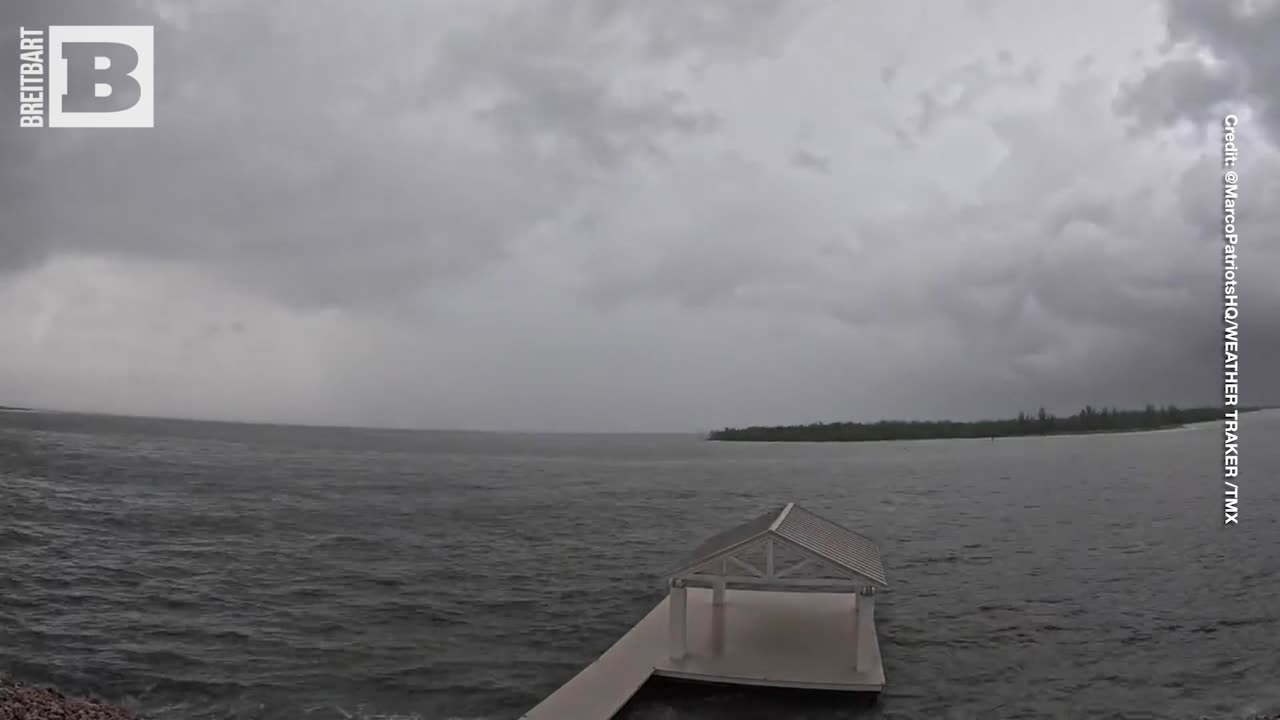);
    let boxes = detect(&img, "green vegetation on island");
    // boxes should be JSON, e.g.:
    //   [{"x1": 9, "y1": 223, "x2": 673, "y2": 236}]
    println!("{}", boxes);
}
[{"x1": 708, "y1": 405, "x2": 1262, "y2": 442}]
